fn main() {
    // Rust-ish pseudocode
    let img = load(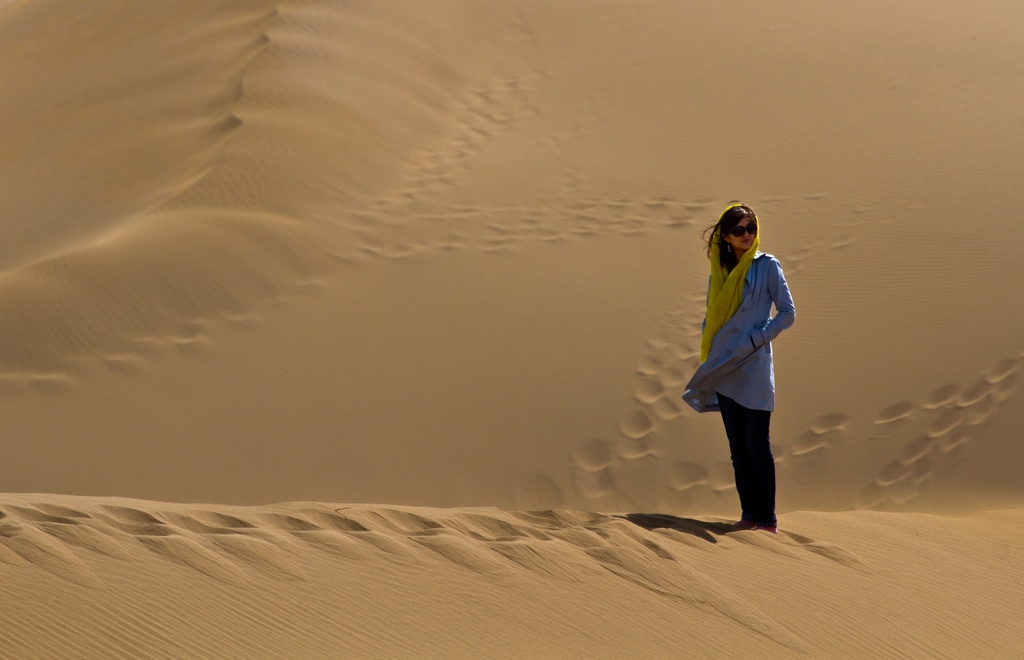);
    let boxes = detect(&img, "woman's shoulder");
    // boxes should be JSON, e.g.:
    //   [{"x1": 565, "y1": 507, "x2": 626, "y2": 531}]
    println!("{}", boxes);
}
[{"x1": 753, "y1": 252, "x2": 787, "y2": 276}]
